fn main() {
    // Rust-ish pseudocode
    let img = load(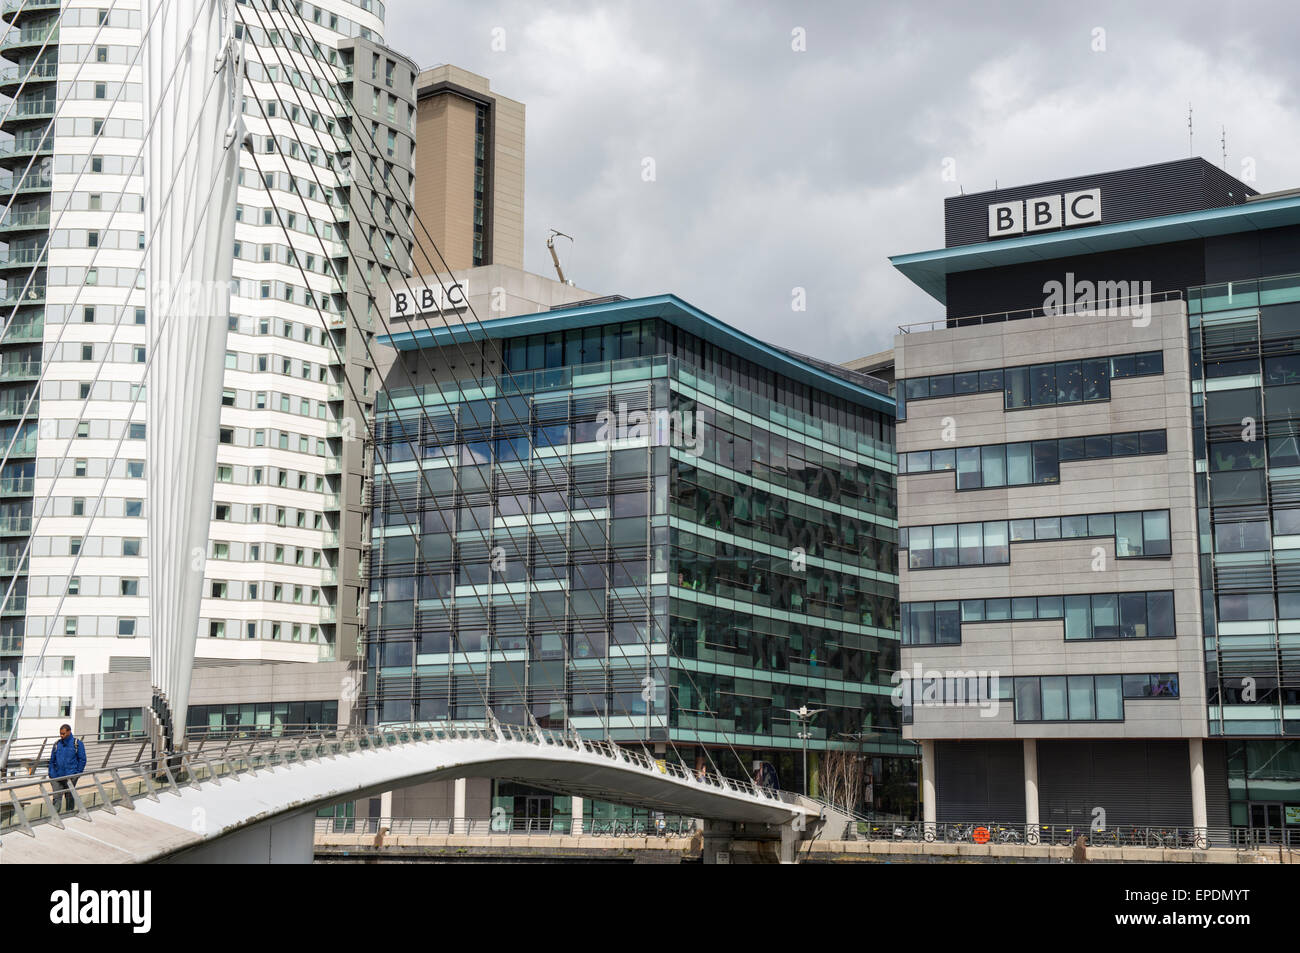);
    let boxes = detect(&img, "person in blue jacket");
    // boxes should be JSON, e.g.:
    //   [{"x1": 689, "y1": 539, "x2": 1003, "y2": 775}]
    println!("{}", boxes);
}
[{"x1": 48, "y1": 724, "x2": 86, "y2": 812}]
